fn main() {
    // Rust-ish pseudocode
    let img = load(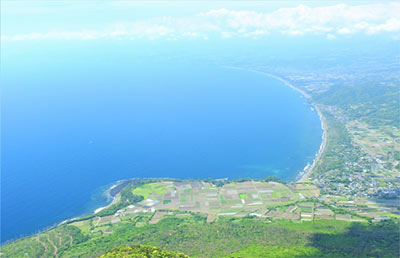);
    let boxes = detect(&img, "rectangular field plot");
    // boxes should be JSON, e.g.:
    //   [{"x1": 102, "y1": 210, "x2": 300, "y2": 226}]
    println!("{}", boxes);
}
[{"x1": 117, "y1": 180, "x2": 328, "y2": 221}]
